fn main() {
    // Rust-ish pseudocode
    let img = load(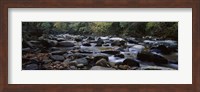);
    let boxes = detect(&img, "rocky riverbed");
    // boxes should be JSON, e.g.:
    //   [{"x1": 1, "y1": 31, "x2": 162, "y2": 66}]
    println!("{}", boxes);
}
[{"x1": 22, "y1": 34, "x2": 178, "y2": 70}]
